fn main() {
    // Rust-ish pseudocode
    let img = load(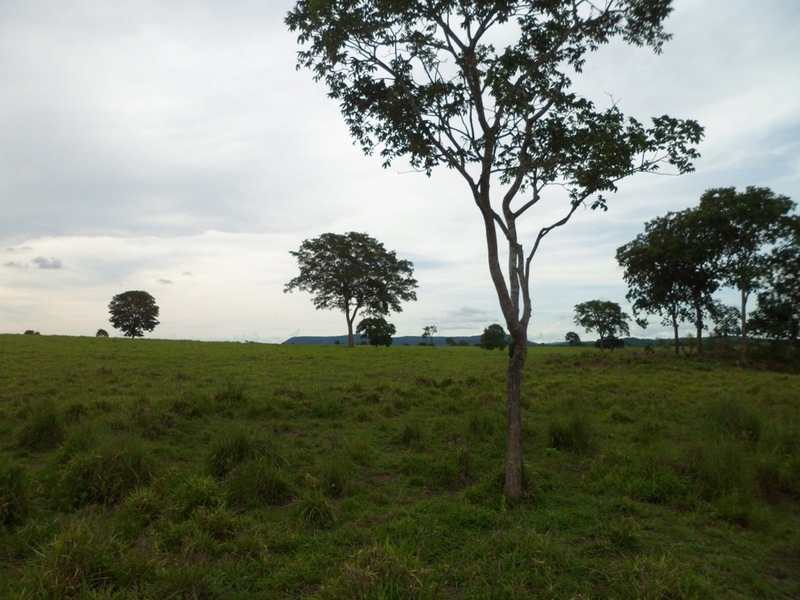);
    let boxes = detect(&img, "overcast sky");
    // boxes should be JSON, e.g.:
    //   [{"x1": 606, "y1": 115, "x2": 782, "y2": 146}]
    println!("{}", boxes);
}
[{"x1": 2, "y1": 0, "x2": 798, "y2": 343}]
